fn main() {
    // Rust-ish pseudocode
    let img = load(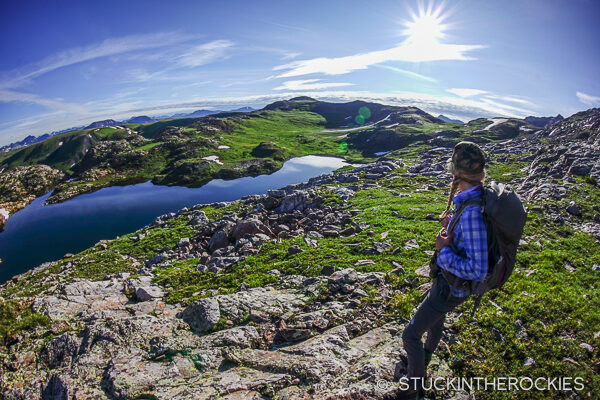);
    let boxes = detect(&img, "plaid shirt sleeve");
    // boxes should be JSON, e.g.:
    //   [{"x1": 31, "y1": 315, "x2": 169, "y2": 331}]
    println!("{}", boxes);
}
[{"x1": 437, "y1": 206, "x2": 488, "y2": 282}]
